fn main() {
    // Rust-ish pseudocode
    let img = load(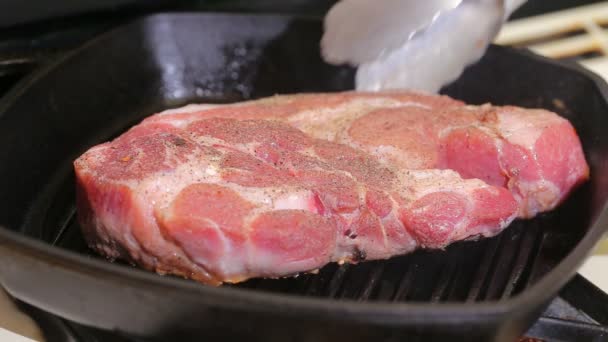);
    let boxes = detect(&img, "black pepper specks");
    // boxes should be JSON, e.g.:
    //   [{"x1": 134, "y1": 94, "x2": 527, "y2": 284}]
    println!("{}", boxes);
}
[
  {"x1": 352, "y1": 247, "x2": 367, "y2": 262},
  {"x1": 343, "y1": 229, "x2": 358, "y2": 239},
  {"x1": 173, "y1": 137, "x2": 187, "y2": 146}
]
